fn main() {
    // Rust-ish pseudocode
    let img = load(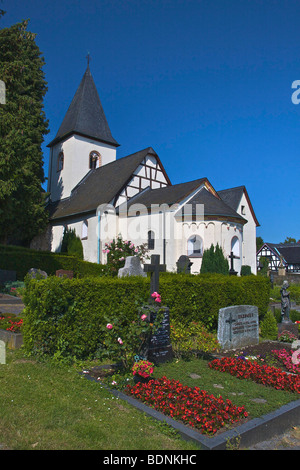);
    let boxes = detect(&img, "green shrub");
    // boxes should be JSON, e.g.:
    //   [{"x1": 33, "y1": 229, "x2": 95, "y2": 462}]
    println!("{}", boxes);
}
[
  {"x1": 22, "y1": 273, "x2": 270, "y2": 361},
  {"x1": 241, "y1": 265, "x2": 252, "y2": 276},
  {"x1": 170, "y1": 319, "x2": 220, "y2": 358},
  {"x1": 0, "y1": 244, "x2": 105, "y2": 279},
  {"x1": 260, "y1": 310, "x2": 278, "y2": 340},
  {"x1": 61, "y1": 228, "x2": 83, "y2": 259},
  {"x1": 200, "y1": 243, "x2": 229, "y2": 275}
]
